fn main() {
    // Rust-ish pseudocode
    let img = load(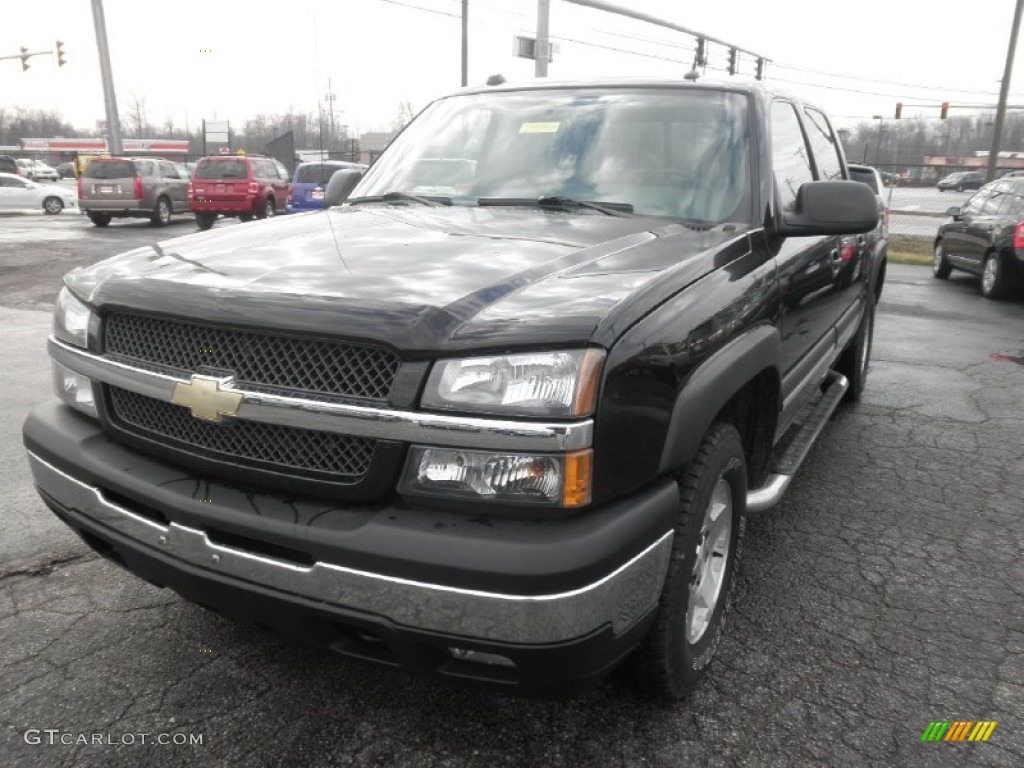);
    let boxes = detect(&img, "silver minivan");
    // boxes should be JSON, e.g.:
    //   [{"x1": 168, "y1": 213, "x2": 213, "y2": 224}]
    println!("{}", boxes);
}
[{"x1": 79, "y1": 158, "x2": 189, "y2": 227}]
